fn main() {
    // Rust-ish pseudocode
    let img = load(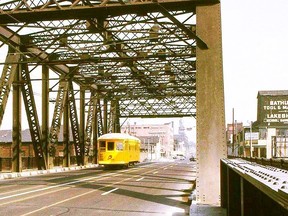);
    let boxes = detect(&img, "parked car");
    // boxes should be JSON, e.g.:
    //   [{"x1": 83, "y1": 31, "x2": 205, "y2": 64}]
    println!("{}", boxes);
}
[{"x1": 189, "y1": 157, "x2": 196, "y2": 161}]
